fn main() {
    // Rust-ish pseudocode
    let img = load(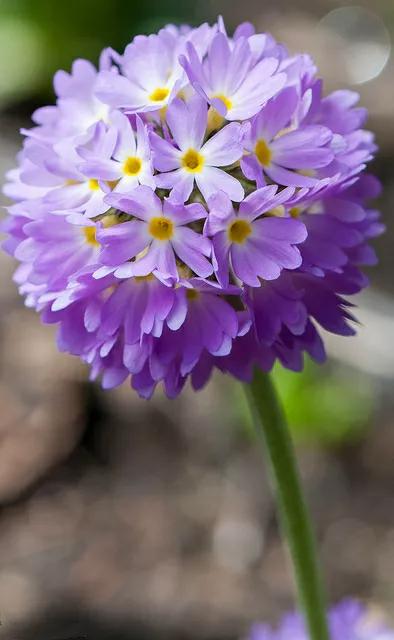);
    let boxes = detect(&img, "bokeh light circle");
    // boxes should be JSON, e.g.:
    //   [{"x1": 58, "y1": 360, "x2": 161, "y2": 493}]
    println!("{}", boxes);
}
[{"x1": 318, "y1": 6, "x2": 391, "y2": 84}]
